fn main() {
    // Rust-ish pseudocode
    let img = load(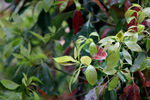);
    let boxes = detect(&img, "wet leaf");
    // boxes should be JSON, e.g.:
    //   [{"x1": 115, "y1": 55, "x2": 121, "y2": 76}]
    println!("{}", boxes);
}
[{"x1": 85, "y1": 65, "x2": 97, "y2": 85}]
